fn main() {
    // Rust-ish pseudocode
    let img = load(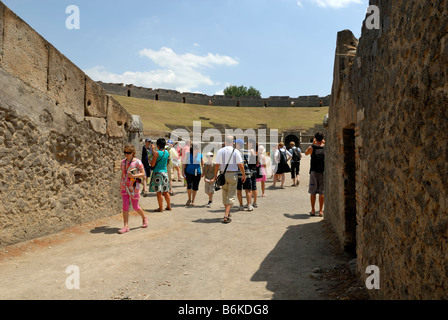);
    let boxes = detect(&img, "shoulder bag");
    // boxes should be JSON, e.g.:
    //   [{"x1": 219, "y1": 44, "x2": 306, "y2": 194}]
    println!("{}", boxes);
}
[{"x1": 216, "y1": 148, "x2": 235, "y2": 187}]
